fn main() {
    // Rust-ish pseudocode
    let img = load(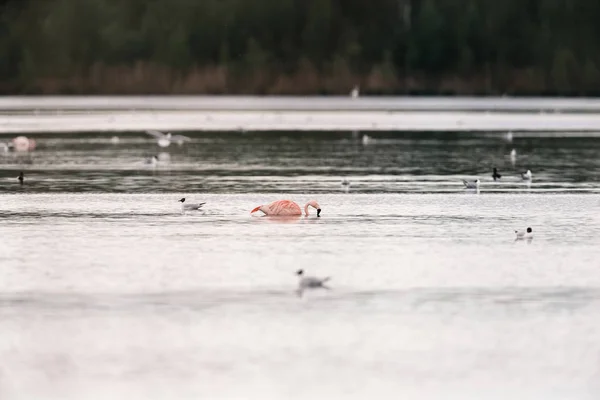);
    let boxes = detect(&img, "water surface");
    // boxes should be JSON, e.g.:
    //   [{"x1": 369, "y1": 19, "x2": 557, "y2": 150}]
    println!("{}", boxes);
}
[{"x1": 1, "y1": 132, "x2": 599, "y2": 400}]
